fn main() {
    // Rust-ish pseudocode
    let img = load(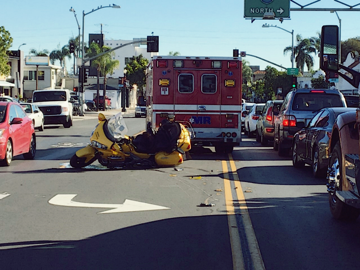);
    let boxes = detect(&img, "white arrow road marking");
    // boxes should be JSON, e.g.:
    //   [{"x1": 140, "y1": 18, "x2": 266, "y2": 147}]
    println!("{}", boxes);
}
[
  {"x1": 277, "y1": 7, "x2": 284, "y2": 14},
  {"x1": 0, "y1": 192, "x2": 10, "y2": 200},
  {"x1": 49, "y1": 194, "x2": 170, "y2": 214}
]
